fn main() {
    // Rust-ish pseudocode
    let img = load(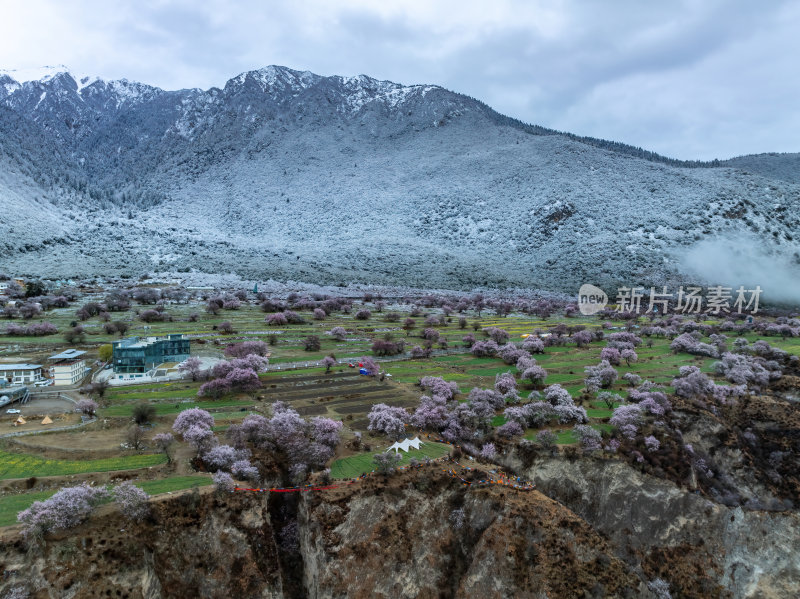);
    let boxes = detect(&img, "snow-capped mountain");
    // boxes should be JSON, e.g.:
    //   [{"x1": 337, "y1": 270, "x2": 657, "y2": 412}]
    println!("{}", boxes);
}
[{"x1": 0, "y1": 65, "x2": 798, "y2": 292}]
